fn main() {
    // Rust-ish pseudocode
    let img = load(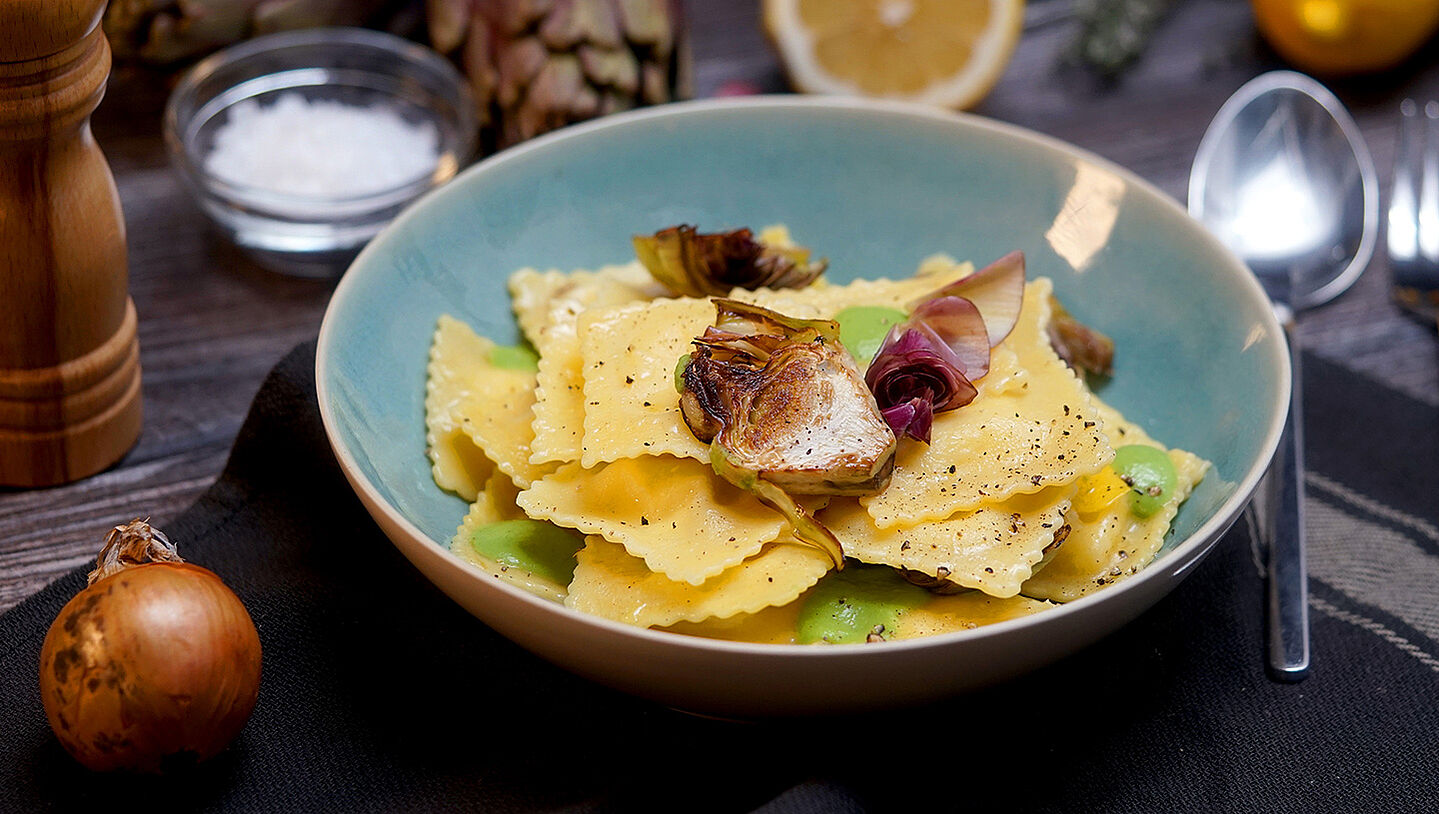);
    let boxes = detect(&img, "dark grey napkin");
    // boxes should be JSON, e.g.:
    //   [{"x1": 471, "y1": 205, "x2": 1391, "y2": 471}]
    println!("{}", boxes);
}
[{"x1": 2, "y1": 342, "x2": 1437, "y2": 813}]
